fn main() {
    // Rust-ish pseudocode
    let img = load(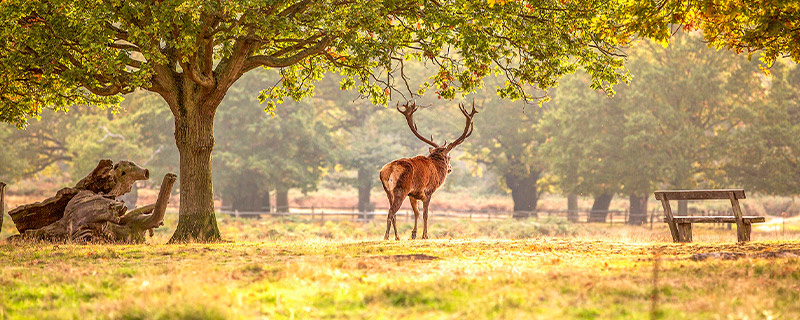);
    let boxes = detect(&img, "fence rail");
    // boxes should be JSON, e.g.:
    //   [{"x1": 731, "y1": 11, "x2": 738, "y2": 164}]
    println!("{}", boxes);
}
[
  {"x1": 220, "y1": 206, "x2": 639, "y2": 225},
  {"x1": 219, "y1": 206, "x2": 744, "y2": 228}
]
